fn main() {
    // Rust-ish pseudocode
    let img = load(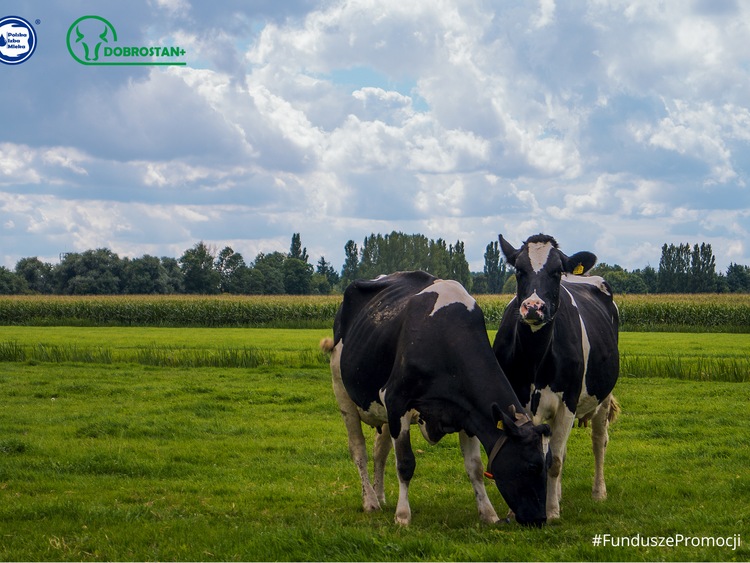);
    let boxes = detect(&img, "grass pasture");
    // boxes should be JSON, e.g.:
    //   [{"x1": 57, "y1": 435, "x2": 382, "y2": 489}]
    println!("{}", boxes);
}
[
  {"x1": 1, "y1": 327, "x2": 749, "y2": 382},
  {"x1": 0, "y1": 327, "x2": 748, "y2": 561}
]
